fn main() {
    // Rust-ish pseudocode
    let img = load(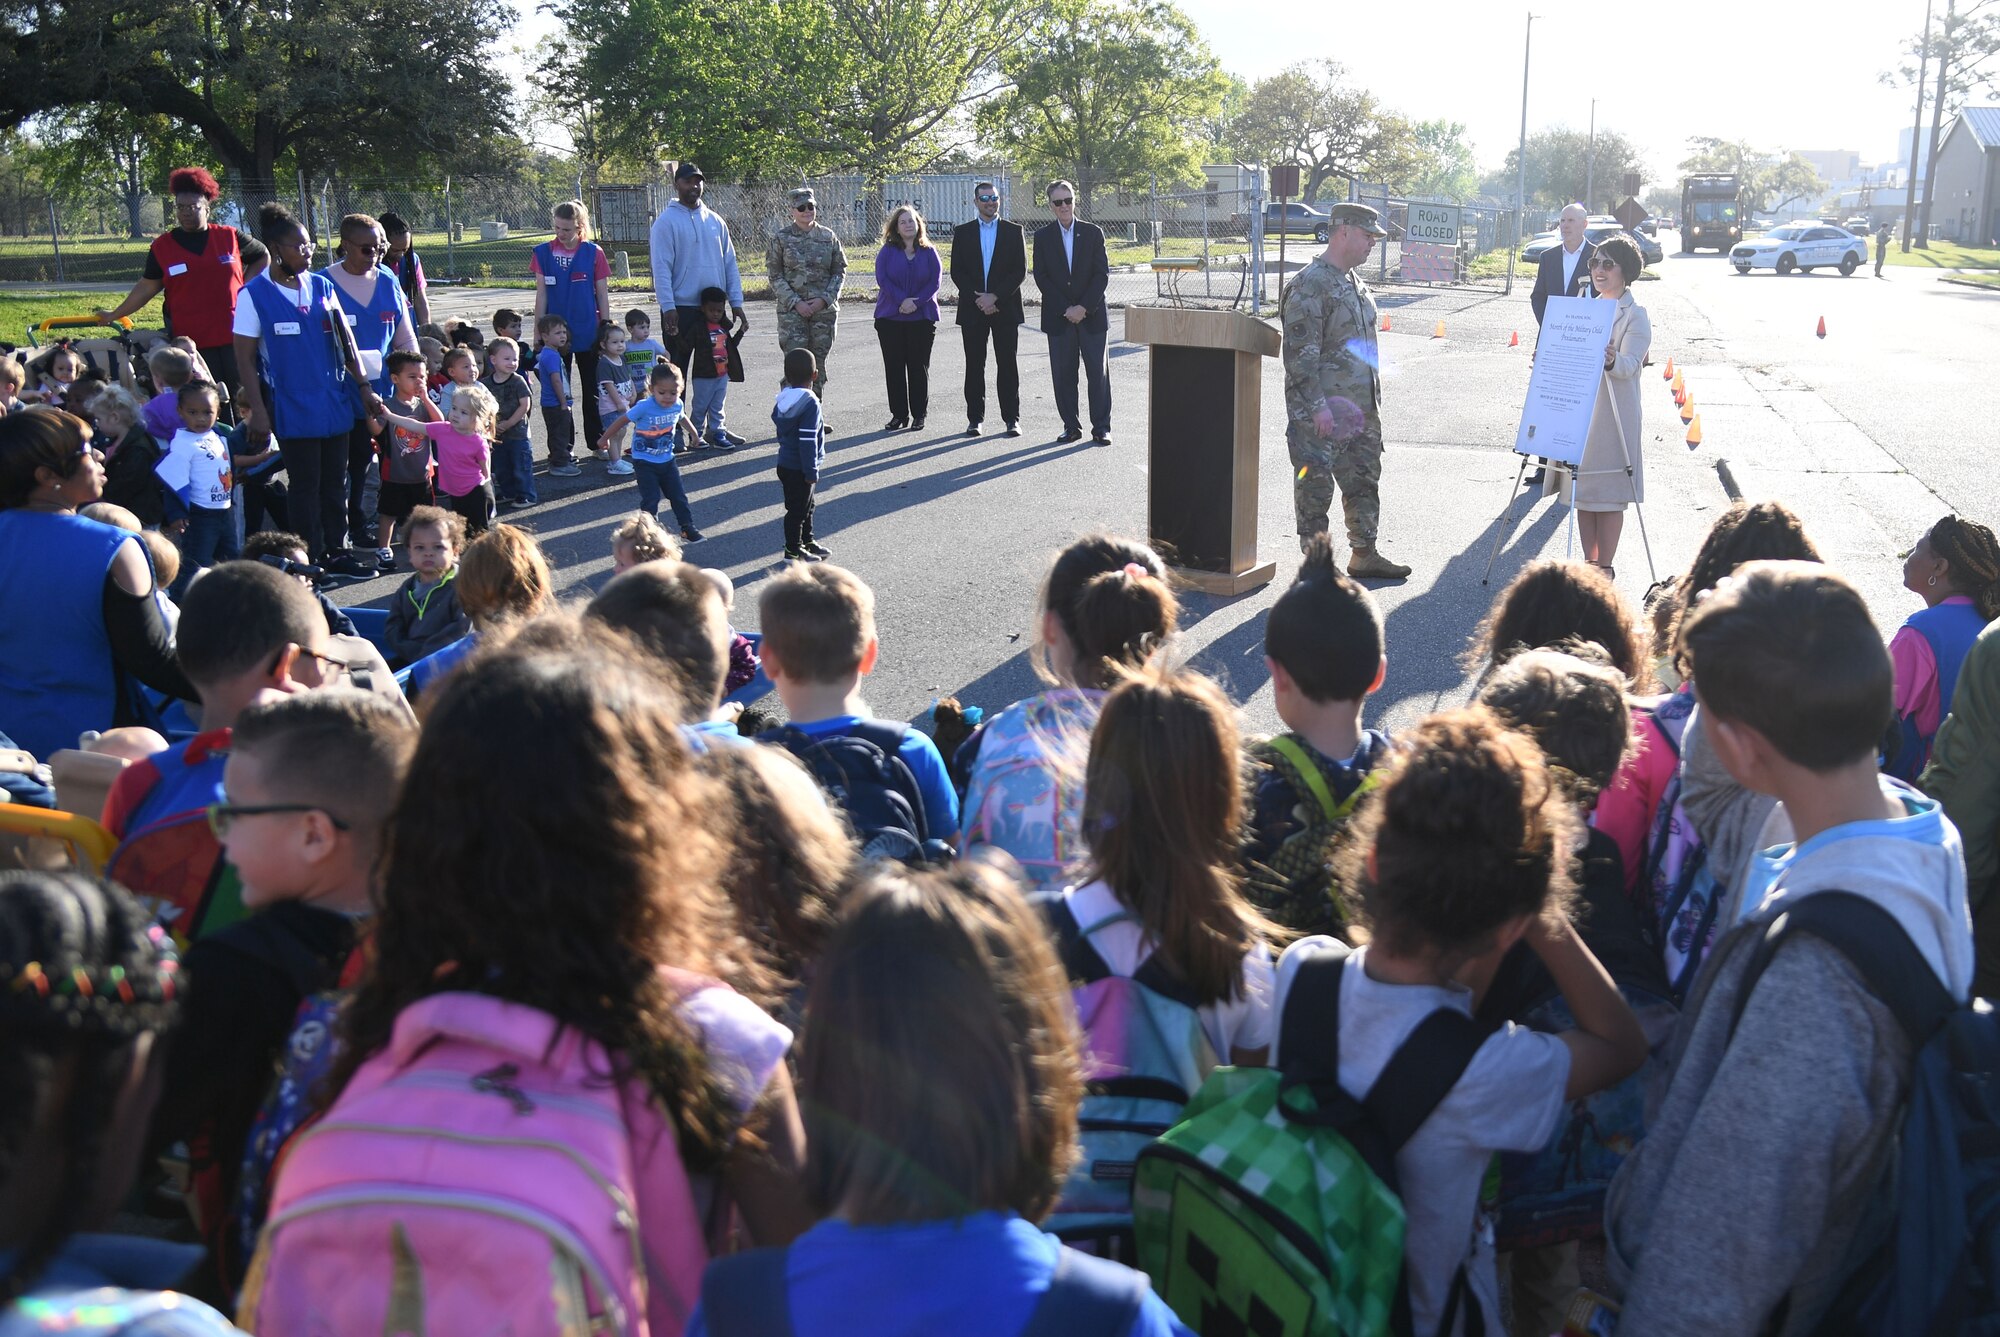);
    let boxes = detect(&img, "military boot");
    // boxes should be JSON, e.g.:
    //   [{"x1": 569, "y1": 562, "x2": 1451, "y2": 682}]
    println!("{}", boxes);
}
[{"x1": 1348, "y1": 547, "x2": 1412, "y2": 580}]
